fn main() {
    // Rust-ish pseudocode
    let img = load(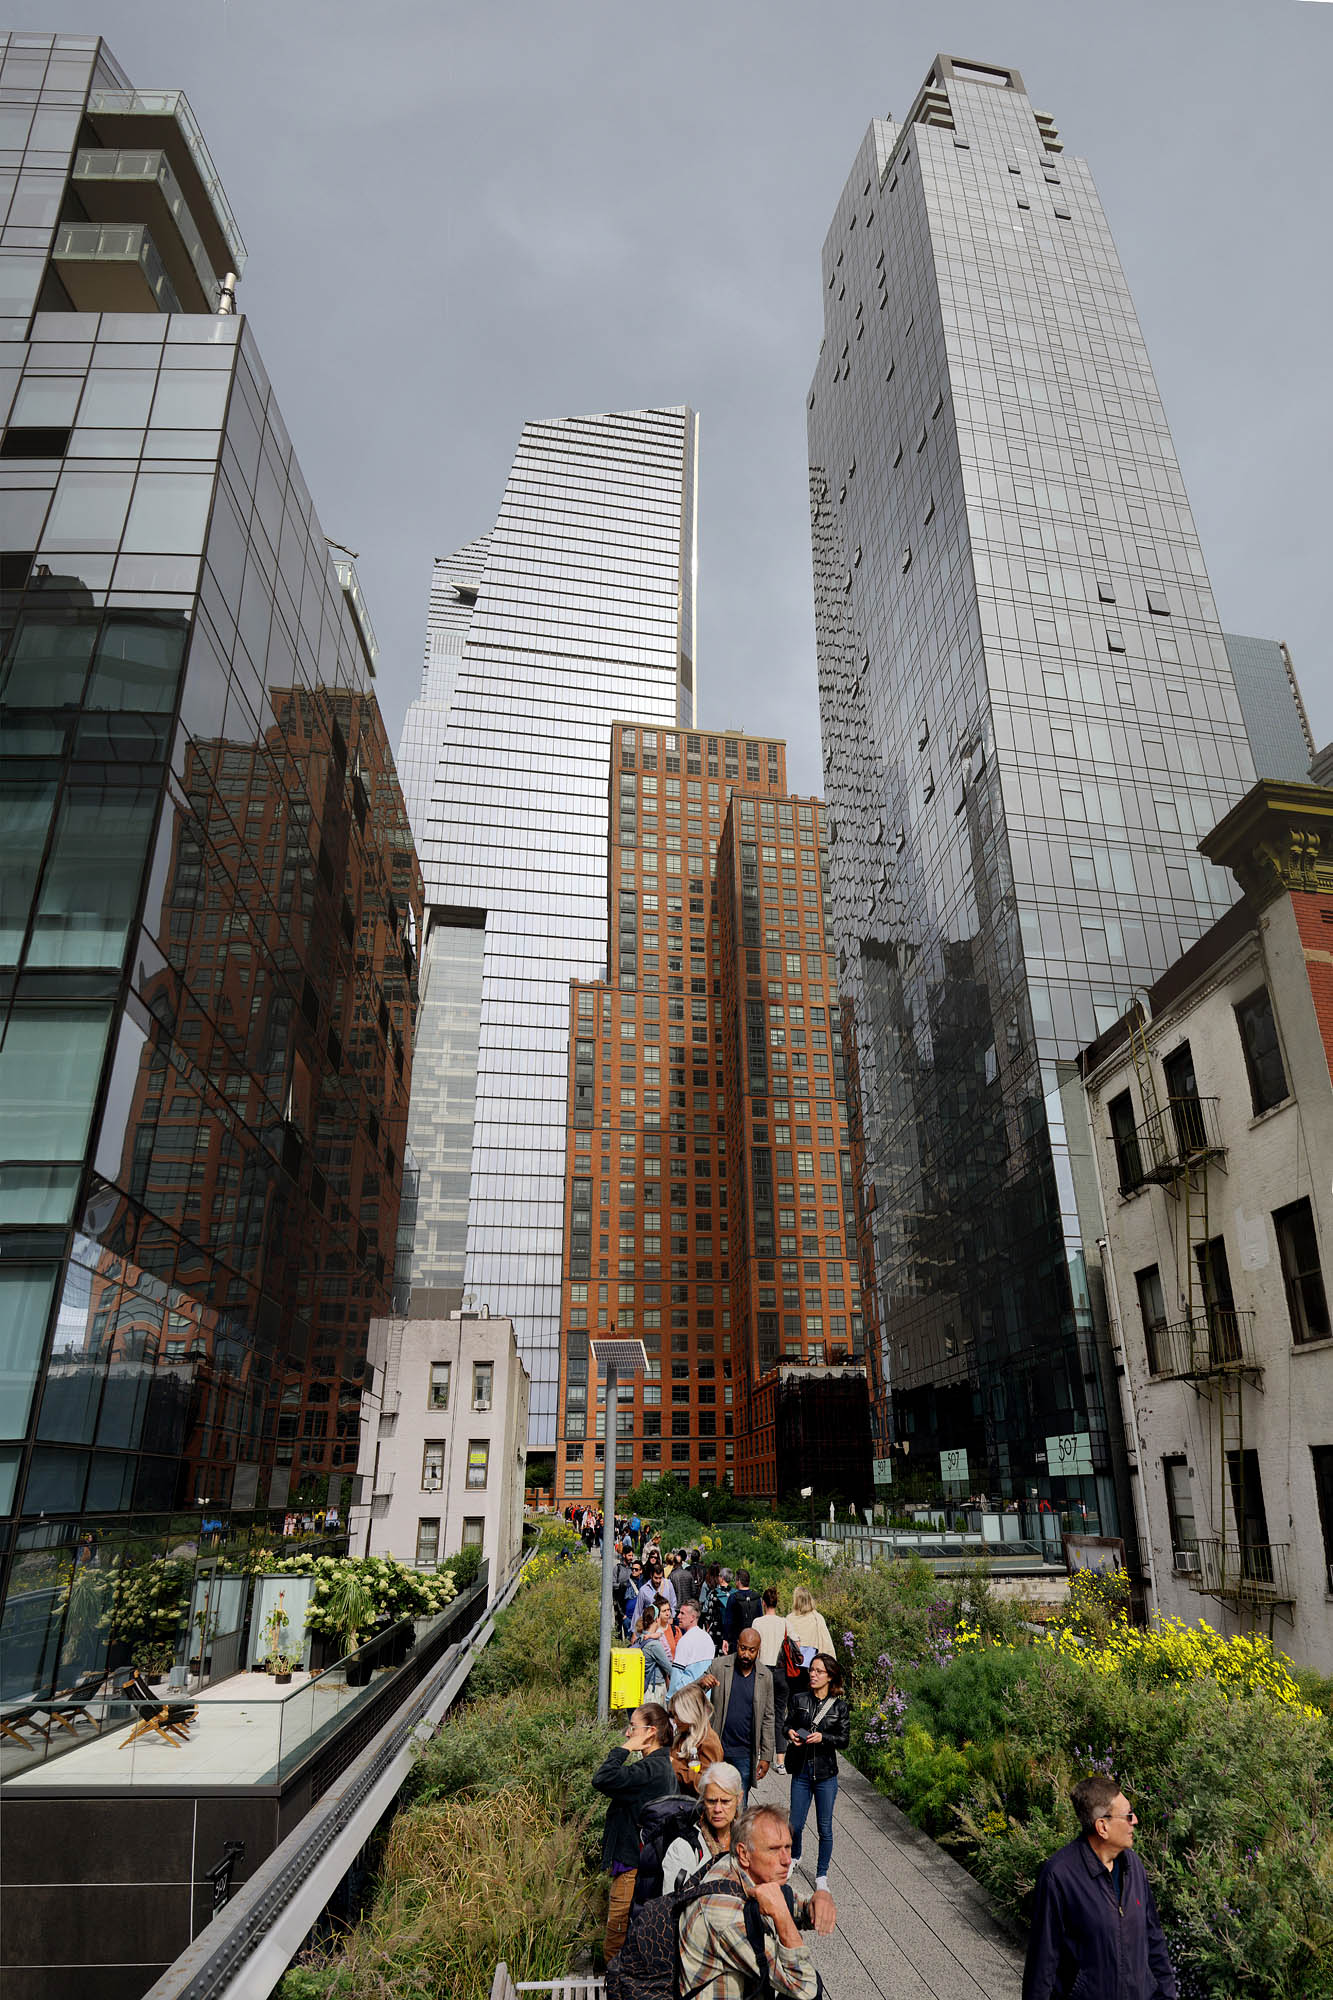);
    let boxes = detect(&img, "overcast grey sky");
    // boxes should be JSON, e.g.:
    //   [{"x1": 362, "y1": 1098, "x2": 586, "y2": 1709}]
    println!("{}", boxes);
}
[{"x1": 58, "y1": 0, "x2": 1332, "y2": 796}]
